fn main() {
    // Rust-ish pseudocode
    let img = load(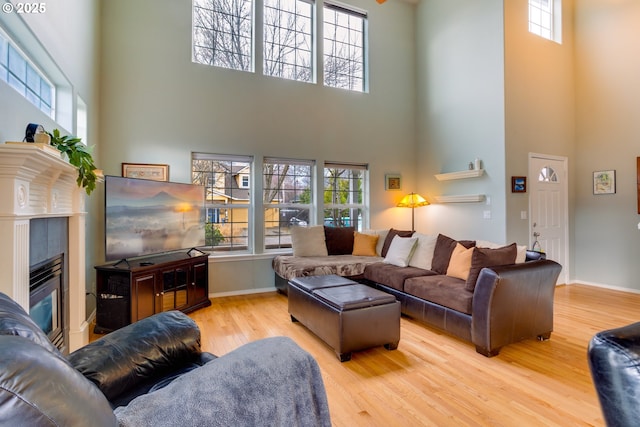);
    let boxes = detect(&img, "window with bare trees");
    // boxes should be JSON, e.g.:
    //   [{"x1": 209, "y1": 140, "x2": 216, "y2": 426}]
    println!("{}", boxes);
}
[
  {"x1": 323, "y1": 162, "x2": 367, "y2": 229},
  {"x1": 193, "y1": 0, "x2": 254, "y2": 71},
  {"x1": 264, "y1": 0, "x2": 313, "y2": 82},
  {"x1": 323, "y1": 4, "x2": 366, "y2": 92}
]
